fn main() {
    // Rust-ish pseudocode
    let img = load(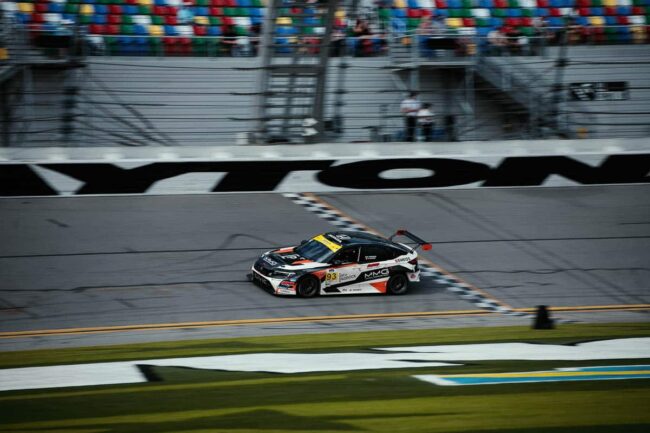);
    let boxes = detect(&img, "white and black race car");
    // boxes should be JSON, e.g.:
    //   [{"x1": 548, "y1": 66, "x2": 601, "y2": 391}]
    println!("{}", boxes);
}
[{"x1": 248, "y1": 230, "x2": 431, "y2": 297}]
